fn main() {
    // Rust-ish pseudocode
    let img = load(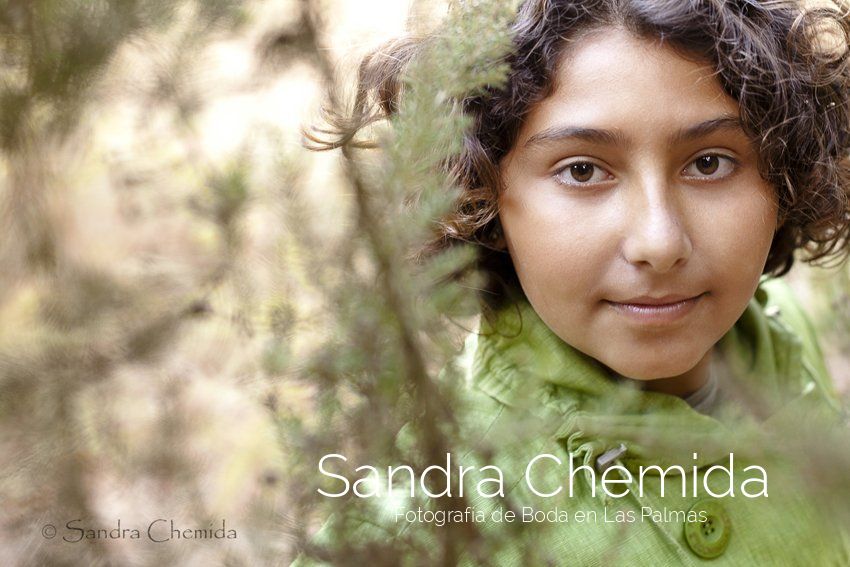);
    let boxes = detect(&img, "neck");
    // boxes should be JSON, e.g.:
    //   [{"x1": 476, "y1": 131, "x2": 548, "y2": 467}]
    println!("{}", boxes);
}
[{"x1": 639, "y1": 348, "x2": 713, "y2": 398}]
